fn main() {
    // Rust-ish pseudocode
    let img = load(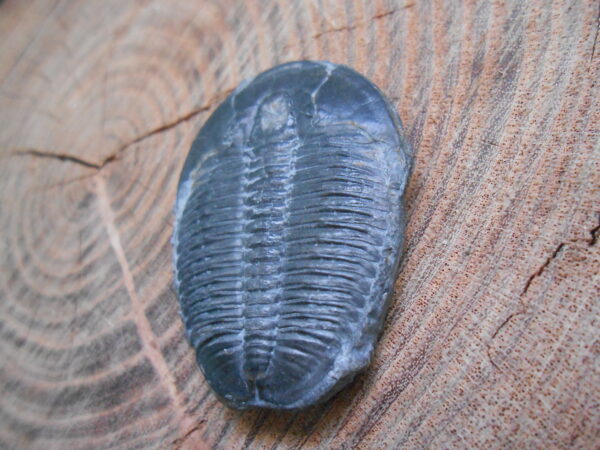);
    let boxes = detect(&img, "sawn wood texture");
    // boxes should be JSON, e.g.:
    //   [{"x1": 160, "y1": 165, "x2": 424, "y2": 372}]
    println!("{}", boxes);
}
[{"x1": 0, "y1": 0, "x2": 598, "y2": 448}]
